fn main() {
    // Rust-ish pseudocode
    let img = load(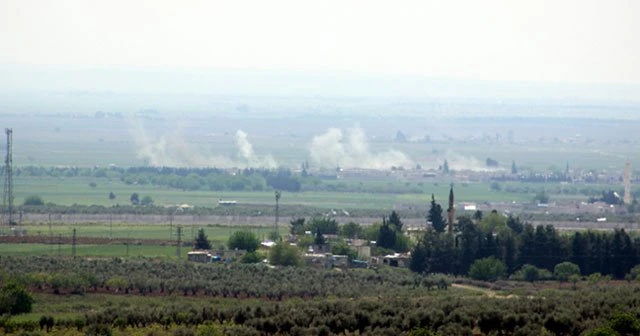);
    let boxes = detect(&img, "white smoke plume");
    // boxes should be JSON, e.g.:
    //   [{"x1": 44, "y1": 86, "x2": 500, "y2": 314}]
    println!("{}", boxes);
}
[
  {"x1": 309, "y1": 127, "x2": 414, "y2": 169},
  {"x1": 235, "y1": 130, "x2": 277, "y2": 168},
  {"x1": 441, "y1": 150, "x2": 503, "y2": 172},
  {"x1": 130, "y1": 119, "x2": 277, "y2": 168}
]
